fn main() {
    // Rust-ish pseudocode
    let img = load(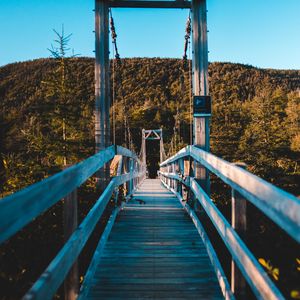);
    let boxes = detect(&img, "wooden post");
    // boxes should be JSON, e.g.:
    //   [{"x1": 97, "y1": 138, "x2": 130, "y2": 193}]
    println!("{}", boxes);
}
[
  {"x1": 191, "y1": 0, "x2": 210, "y2": 200},
  {"x1": 63, "y1": 189, "x2": 78, "y2": 300},
  {"x1": 95, "y1": 0, "x2": 110, "y2": 190},
  {"x1": 115, "y1": 156, "x2": 123, "y2": 205},
  {"x1": 231, "y1": 162, "x2": 247, "y2": 299},
  {"x1": 125, "y1": 157, "x2": 130, "y2": 196},
  {"x1": 159, "y1": 129, "x2": 164, "y2": 164},
  {"x1": 129, "y1": 158, "x2": 134, "y2": 195},
  {"x1": 178, "y1": 159, "x2": 184, "y2": 197}
]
